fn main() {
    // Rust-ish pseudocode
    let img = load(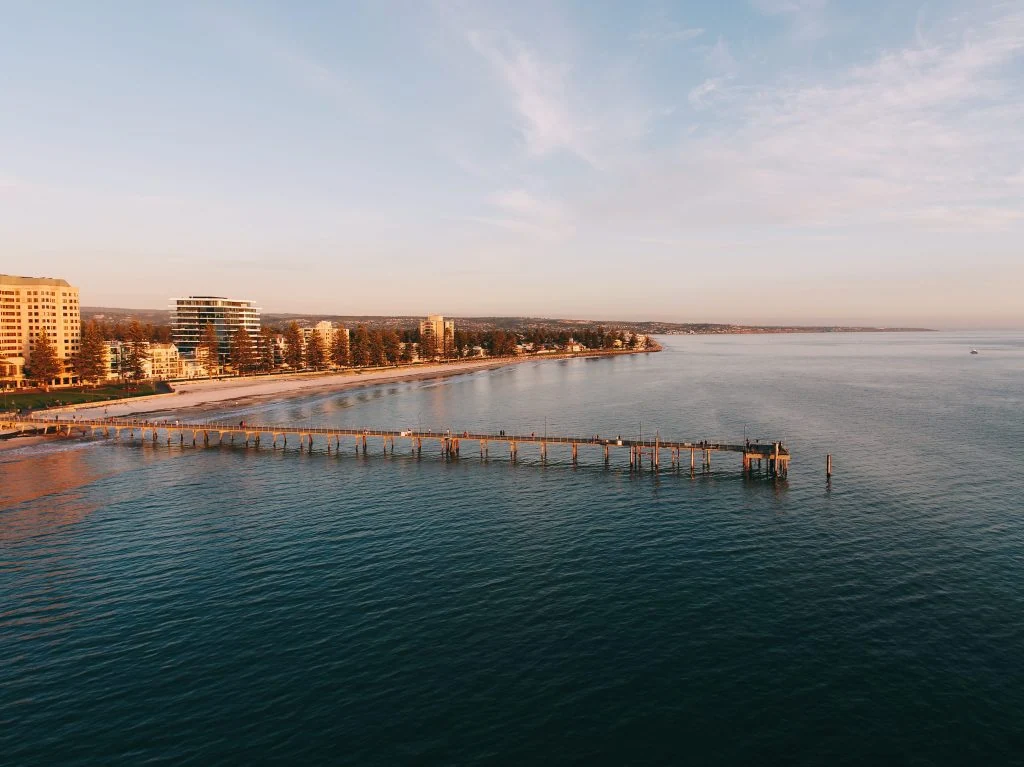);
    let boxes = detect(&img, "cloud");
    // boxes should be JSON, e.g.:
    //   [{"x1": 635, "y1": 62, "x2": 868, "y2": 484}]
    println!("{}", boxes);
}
[
  {"x1": 688, "y1": 78, "x2": 730, "y2": 109},
  {"x1": 751, "y1": 0, "x2": 827, "y2": 14},
  {"x1": 475, "y1": 188, "x2": 574, "y2": 239},
  {"x1": 204, "y1": 9, "x2": 359, "y2": 109},
  {"x1": 750, "y1": 0, "x2": 830, "y2": 41},
  {"x1": 704, "y1": 37, "x2": 737, "y2": 73},
  {"x1": 630, "y1": 24, "x2": 705, "y2": 44},
  {"x1": 466, "y1": 29, "x2": 594, "y2": 163},
  {"x1": 584, "y1": 5, "x2": 1024, "y2": 235}
]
